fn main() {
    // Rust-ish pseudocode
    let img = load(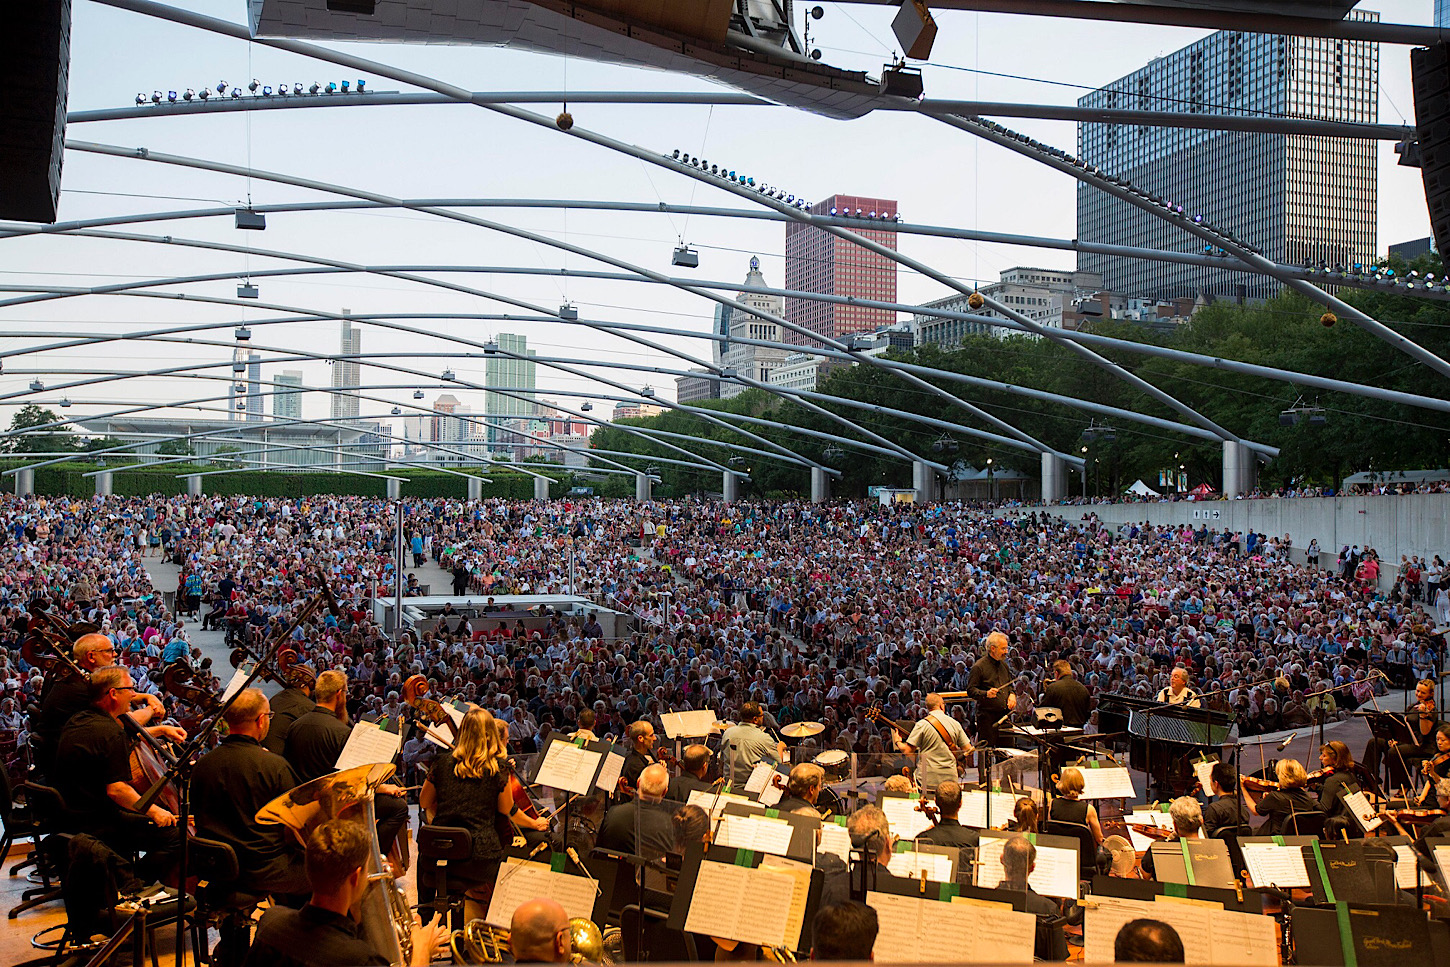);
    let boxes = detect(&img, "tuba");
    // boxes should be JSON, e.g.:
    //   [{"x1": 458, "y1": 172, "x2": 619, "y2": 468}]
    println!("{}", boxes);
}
[
  {"x1": 449, "y1": 916, "x2": 611, "y2": 964},
  {"x1": 256, "y1": 763, "x2": 413, "y2": 966}
]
